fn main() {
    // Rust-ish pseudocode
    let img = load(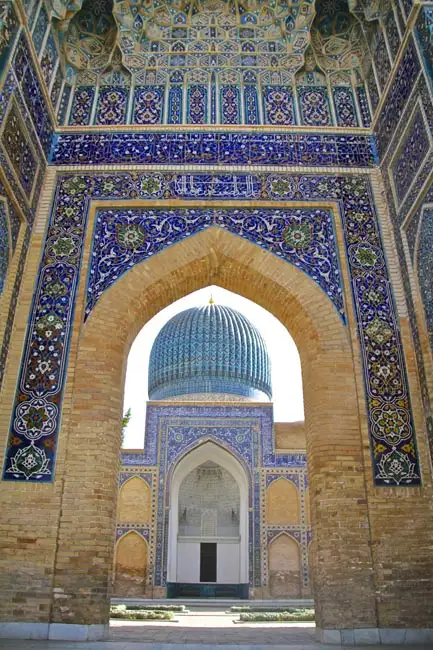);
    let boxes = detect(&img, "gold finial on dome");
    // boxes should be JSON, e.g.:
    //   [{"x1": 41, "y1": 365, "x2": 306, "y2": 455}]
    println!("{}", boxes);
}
[{"x1": 209, "y1": 294, "x2": 215, "y2": 304}]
